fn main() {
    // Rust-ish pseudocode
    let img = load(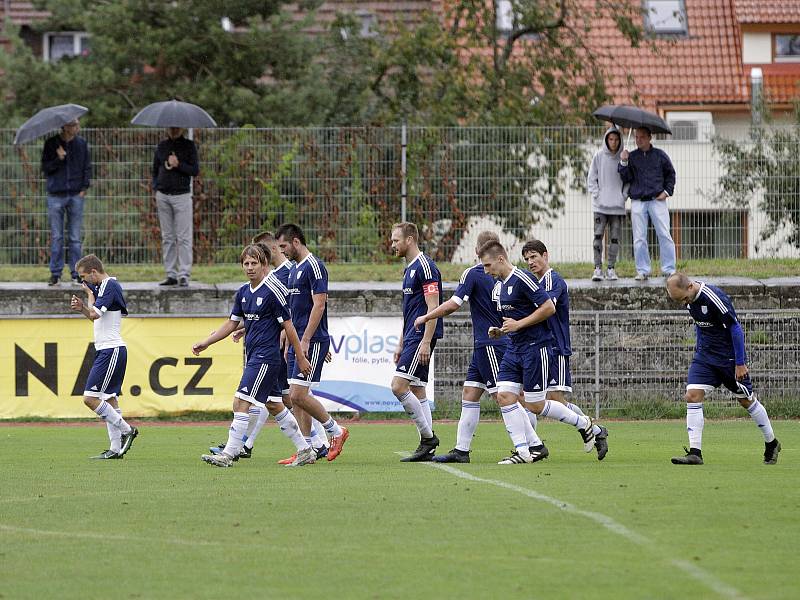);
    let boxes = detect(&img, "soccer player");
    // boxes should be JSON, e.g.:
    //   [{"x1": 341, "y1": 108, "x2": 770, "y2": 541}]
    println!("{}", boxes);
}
[
  {"x1": 69, "y1": 254, "x2": 138, "y2": 459},
  {"x1": 194, "y1": 244, "x2": 315, "y2": 467},
  {"x1": 479, "y1": 241, "x2": 597, "y2": 464},
  {"x1": 522, "y1": 239, "x2": 609, "y2": 460},
  {"x1": 666, "y1": 273, "x2": 781, "y2": 465},
  {"x1": 274, "y1": 223, "x2": 350, "y2": 462},
  {"x1": 389, "y1": 222, "x2": 444, "y2": 461},
  {"x1": 413, "y1": 231, "x2": 547, "y2": 463}
]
